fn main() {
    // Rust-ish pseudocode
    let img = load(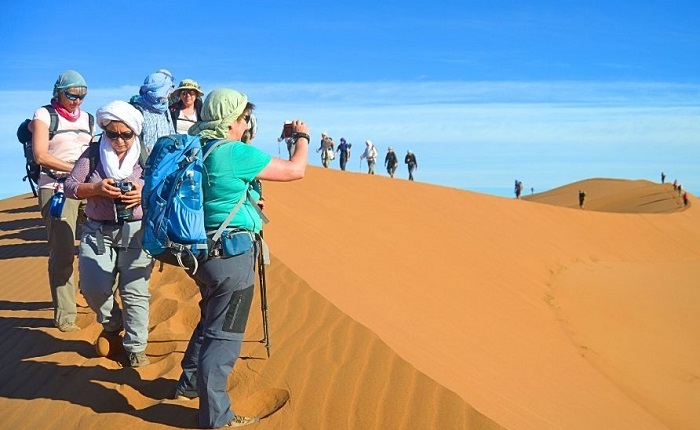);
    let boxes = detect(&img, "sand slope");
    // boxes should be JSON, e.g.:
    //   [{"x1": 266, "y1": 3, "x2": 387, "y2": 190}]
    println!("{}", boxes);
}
[
  {"x1": 0, "y1": 170, "x2": 698, "y2": 430},
  {"x1": 0, "y1": 194, "x2": 501, "y2": 429}
]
